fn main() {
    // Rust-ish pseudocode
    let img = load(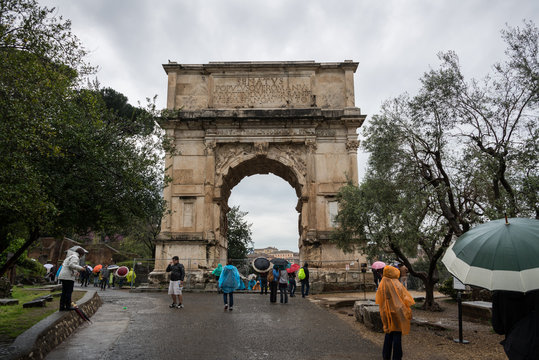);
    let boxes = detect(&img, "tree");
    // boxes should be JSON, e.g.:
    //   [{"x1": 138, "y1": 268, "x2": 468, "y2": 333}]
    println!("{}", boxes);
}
[
  {"x1": 0, "y1": 1, "x2": 172, "y2": 275},
  {"x1": 226, "y1": 206, "x2": 254, "y2": 260},
  {"x1": 333, "y1": 21, "x2": 538, "y2": 310}
]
